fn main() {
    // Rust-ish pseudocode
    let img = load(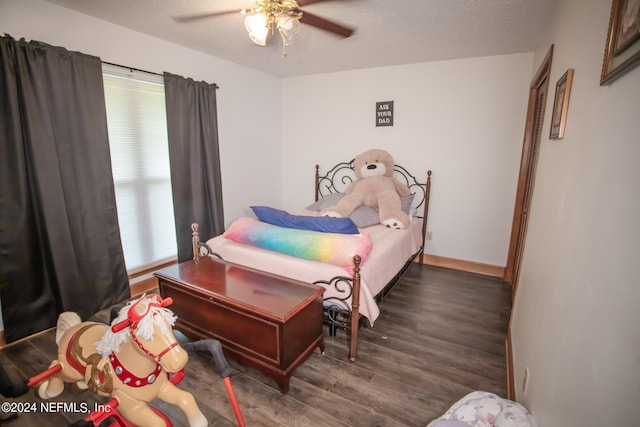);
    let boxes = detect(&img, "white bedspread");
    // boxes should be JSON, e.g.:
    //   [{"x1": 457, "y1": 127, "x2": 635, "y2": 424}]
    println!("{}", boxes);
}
[{"x1": 202, "y1": 217, "x2": 423, "y2": 325}]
